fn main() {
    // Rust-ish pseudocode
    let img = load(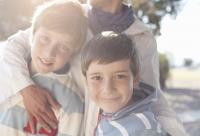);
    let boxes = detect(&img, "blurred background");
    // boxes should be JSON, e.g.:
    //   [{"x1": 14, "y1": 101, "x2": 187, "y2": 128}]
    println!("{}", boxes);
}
[{"x1": 0, "y1": 0, "x2": 200, "y2": 135}]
